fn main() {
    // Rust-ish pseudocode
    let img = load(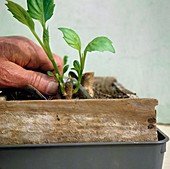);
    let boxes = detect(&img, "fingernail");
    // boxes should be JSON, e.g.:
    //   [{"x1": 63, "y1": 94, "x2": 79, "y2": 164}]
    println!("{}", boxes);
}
[{"x1": 46, "y1": 81, "x2": 59, "y2": 95}]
